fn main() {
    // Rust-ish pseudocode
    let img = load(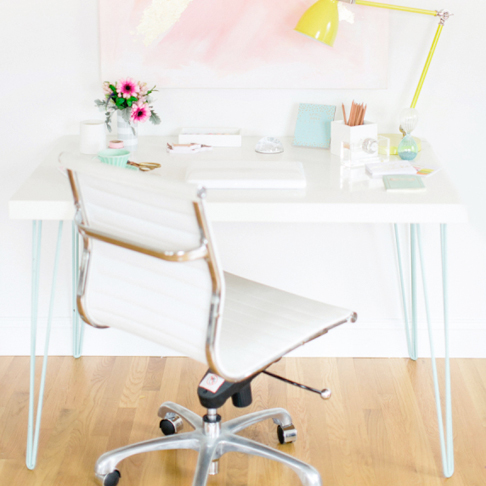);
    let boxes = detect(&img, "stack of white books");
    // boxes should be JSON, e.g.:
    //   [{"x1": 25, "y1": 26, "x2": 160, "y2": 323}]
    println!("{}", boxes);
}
[{"x1": 365, "y1": 160, "x2": 417, "y2": 178}]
